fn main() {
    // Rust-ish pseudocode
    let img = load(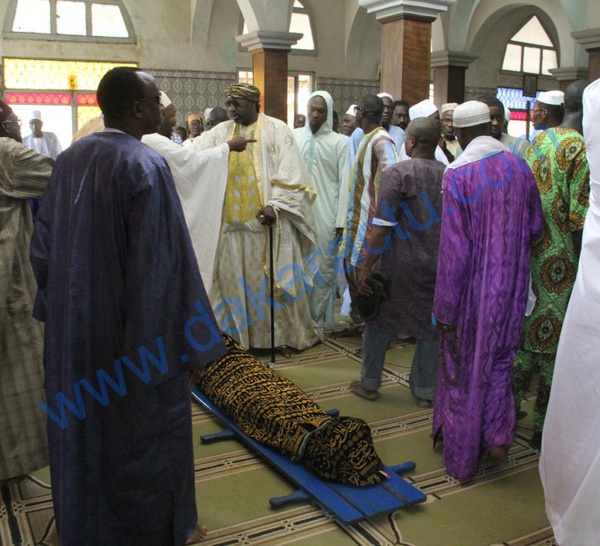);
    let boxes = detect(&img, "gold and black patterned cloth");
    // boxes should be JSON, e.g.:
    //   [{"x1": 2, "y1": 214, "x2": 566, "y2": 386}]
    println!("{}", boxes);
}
[{"x1": 198, "y1": 334, "x2": 384, "y2": 486}]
